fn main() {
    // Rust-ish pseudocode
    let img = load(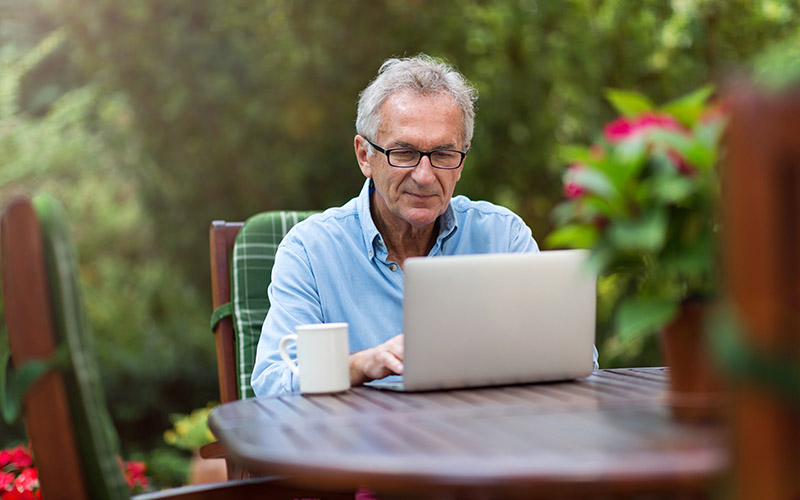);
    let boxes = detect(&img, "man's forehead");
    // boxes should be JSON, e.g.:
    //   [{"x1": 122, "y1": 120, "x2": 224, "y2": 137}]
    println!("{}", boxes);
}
[
  {"x1": 381, "y1": 90, "x2": 458, "y2": 112},
  {"x1": 377, "y1": 91, "x2": 463, "y2": 142}
]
